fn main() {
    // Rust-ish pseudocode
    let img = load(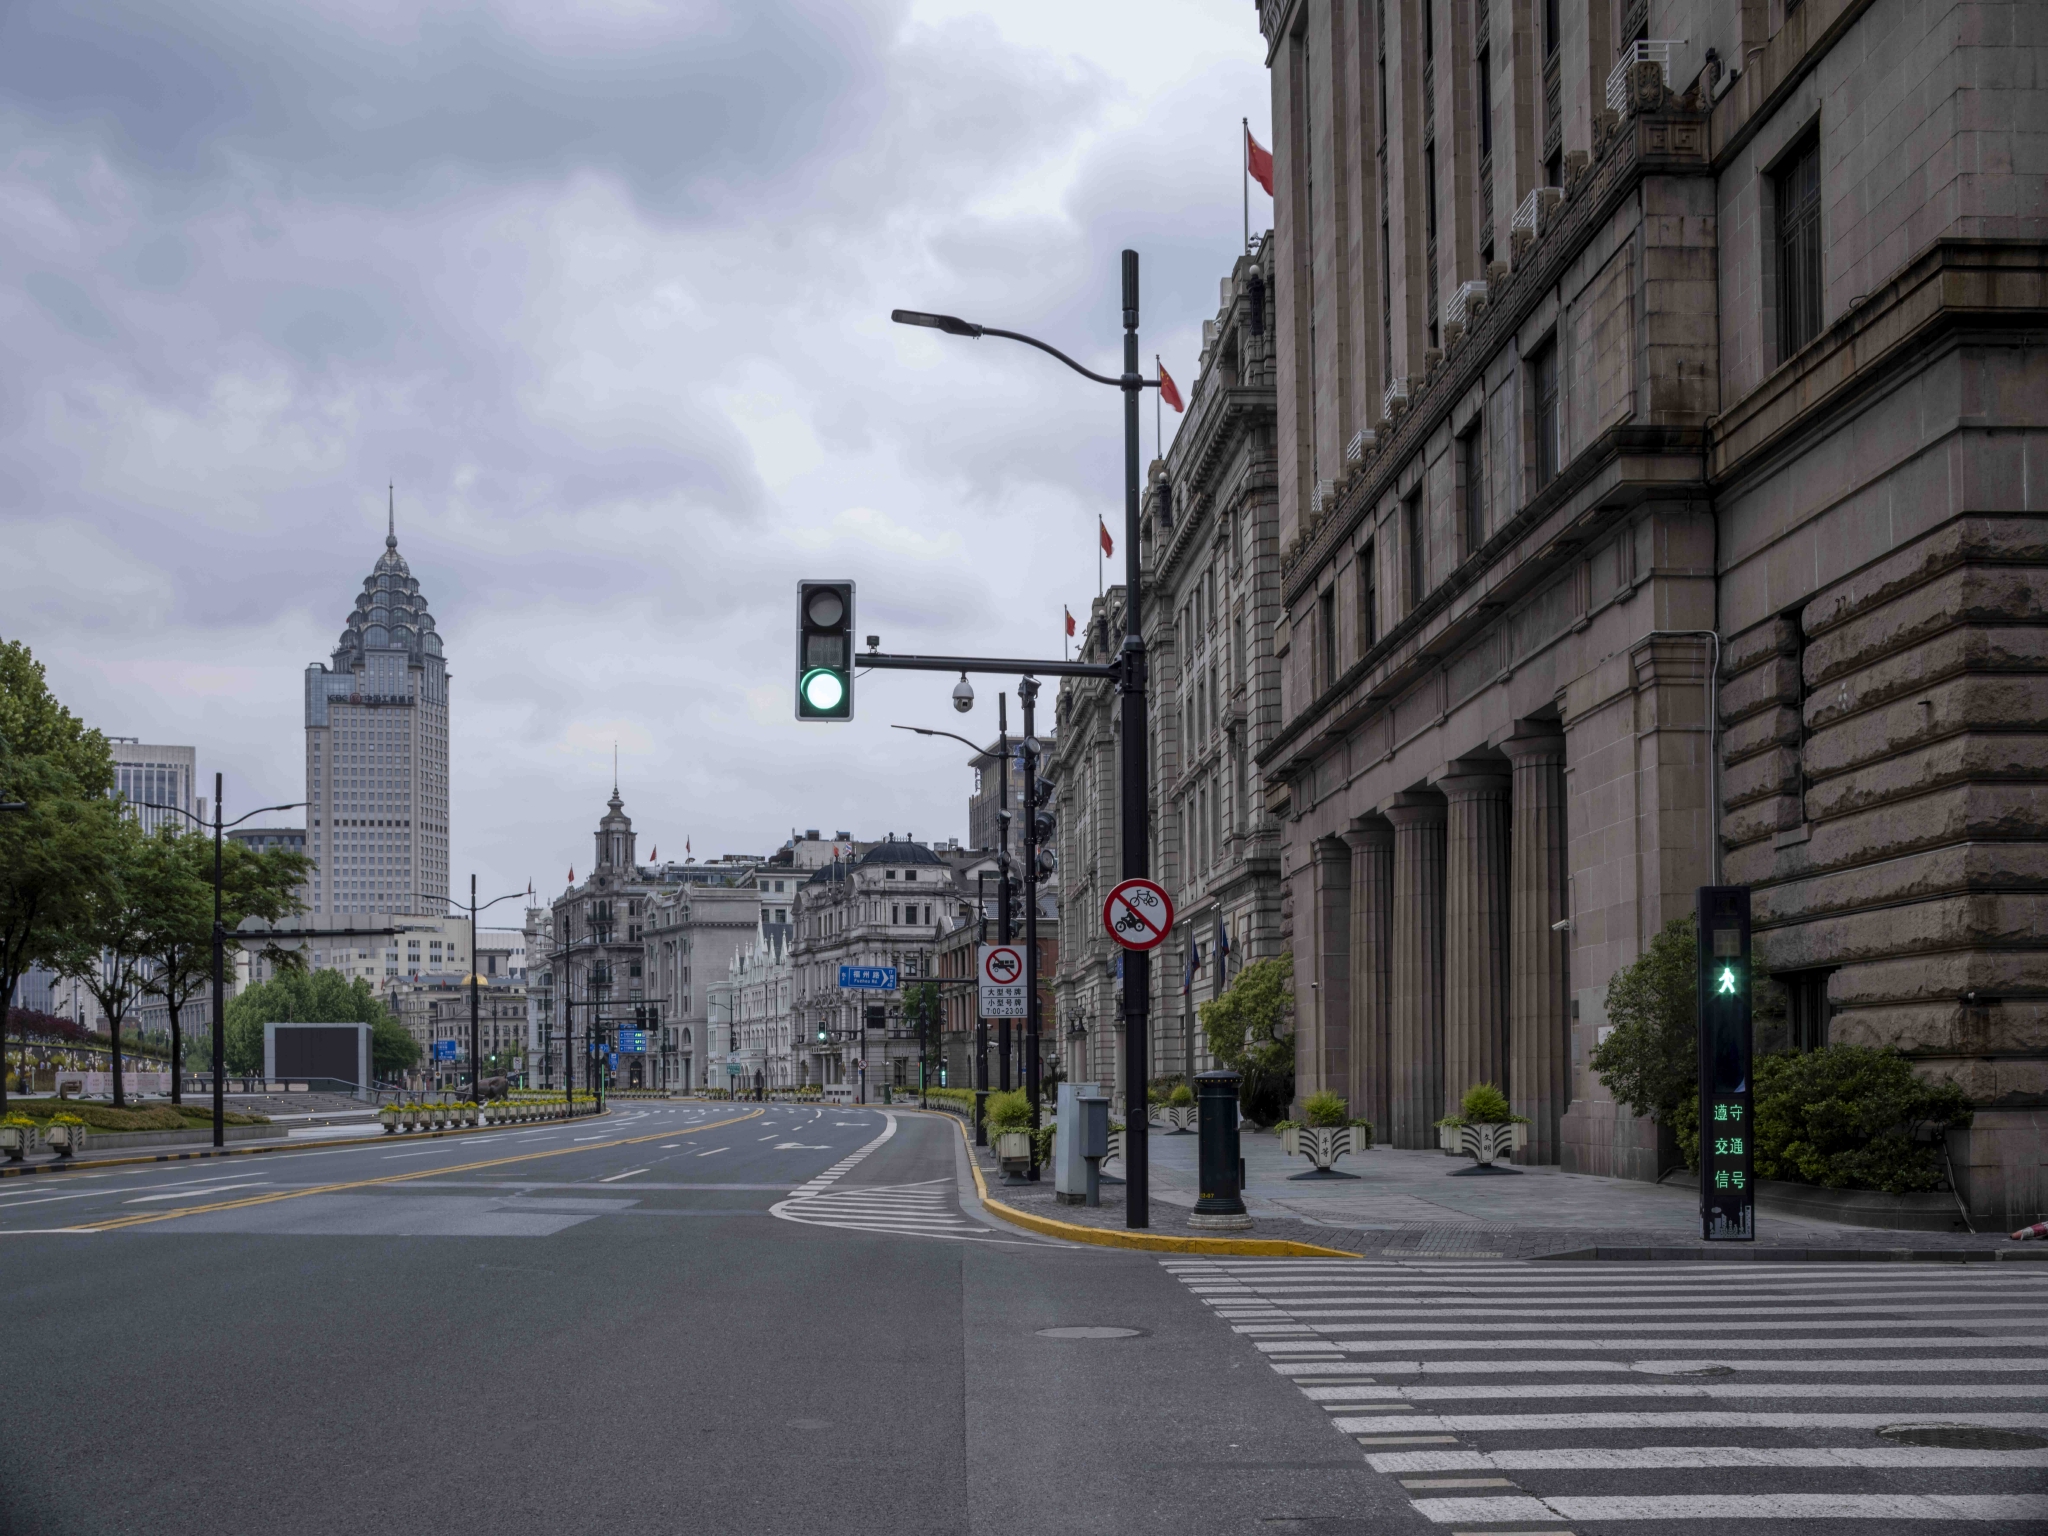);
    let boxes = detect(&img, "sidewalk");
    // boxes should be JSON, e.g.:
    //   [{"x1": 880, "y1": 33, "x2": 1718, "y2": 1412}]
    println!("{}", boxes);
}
[{"x1": 969, "y1": 1122, "x2": 2029, "y2": 1258}]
